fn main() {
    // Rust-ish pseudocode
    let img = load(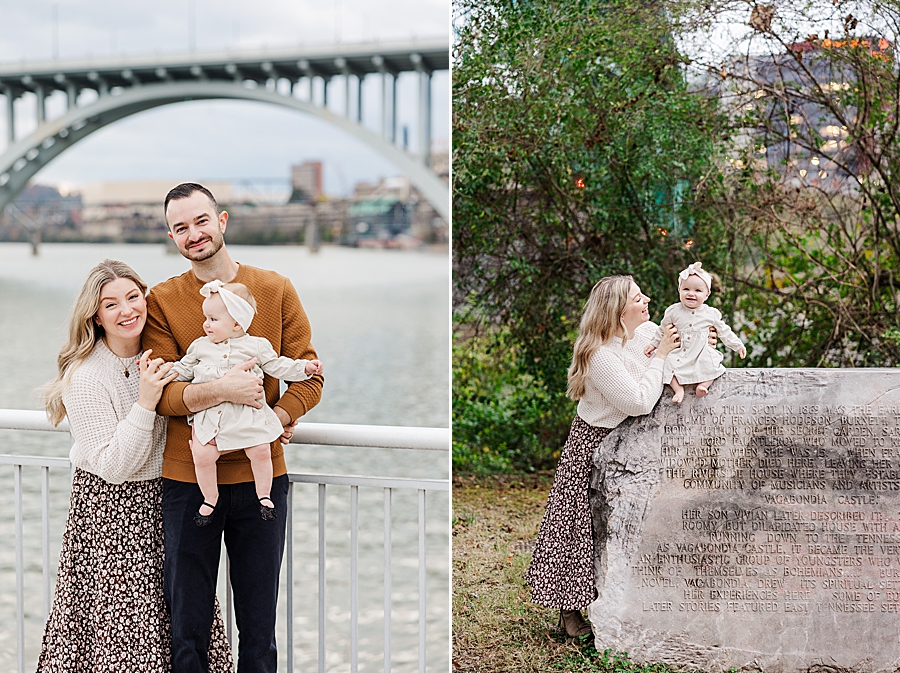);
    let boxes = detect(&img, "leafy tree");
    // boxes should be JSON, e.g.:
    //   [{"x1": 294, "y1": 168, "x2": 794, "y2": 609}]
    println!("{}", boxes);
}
[
  {"x1": 687, "y1": 0, "x2": 900, "y2": 365},
  {"x1": 453, "y1": 0, "x2": 729, "y2": 468}
]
